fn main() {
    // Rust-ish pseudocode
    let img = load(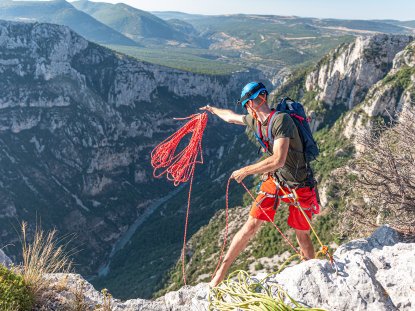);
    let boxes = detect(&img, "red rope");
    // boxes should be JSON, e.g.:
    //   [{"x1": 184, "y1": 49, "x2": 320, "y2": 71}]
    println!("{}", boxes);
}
[
  {"x1": 151, "y1": 112, "x2": 208, "y2": 285},
  {"x1": 151, "y1": 113, "x2": 207, "y2": 186},
  {"x1": 212, "y1": 176, "x2": 231, "y2": 279}
]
